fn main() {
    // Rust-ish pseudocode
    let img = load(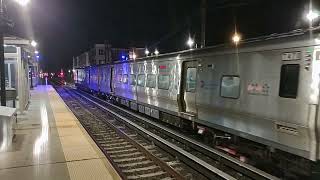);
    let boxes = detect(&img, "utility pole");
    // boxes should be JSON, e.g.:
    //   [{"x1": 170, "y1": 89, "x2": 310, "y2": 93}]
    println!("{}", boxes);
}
[
  {"x1": 201, "y1": 0, "x2": 207, "y2": 48},
  {"x1": 0, "y1": 0, "x2": 6, "y2": 106}
]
